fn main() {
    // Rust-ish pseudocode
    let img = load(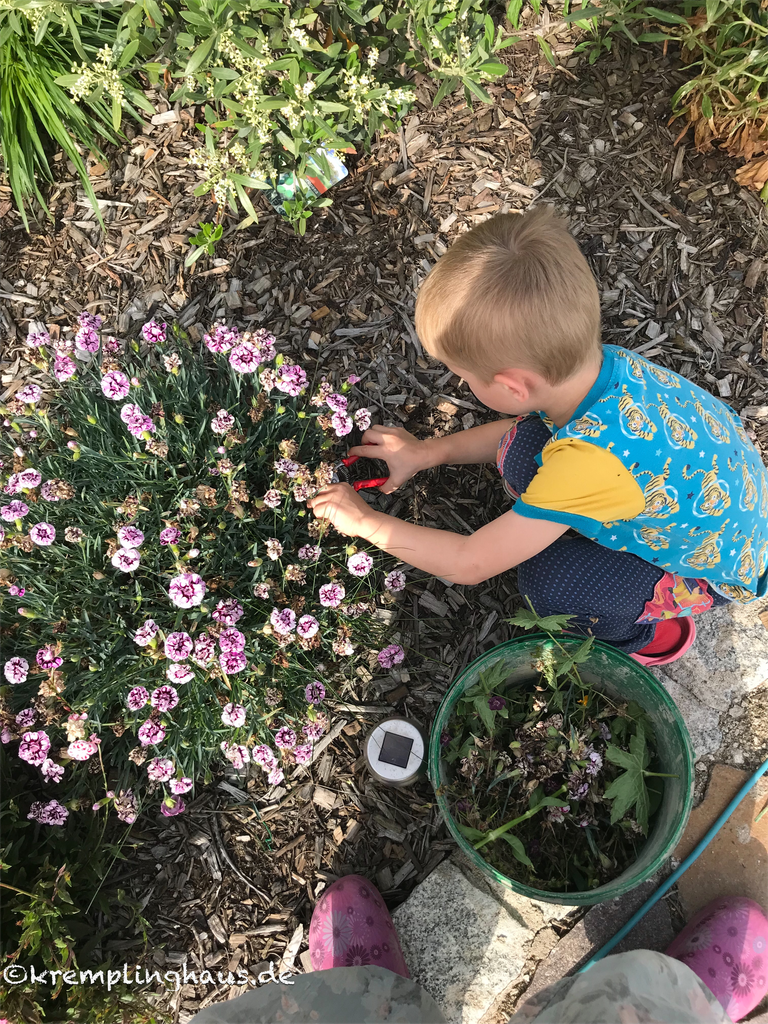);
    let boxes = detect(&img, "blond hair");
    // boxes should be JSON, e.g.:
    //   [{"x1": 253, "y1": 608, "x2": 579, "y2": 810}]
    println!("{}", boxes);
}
[{"x1": 415, "y1": 207, "x2": 602, "y2": 383}]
